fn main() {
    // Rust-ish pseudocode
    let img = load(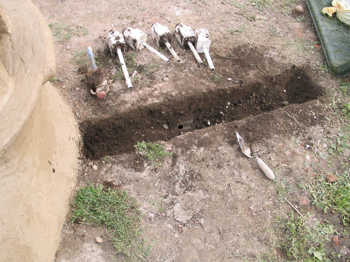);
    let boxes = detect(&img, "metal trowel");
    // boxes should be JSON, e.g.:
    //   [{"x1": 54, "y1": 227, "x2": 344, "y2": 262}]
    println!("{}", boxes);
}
[{"x1": 235, "y1": 131, "x2": 276, "y2": 180}]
